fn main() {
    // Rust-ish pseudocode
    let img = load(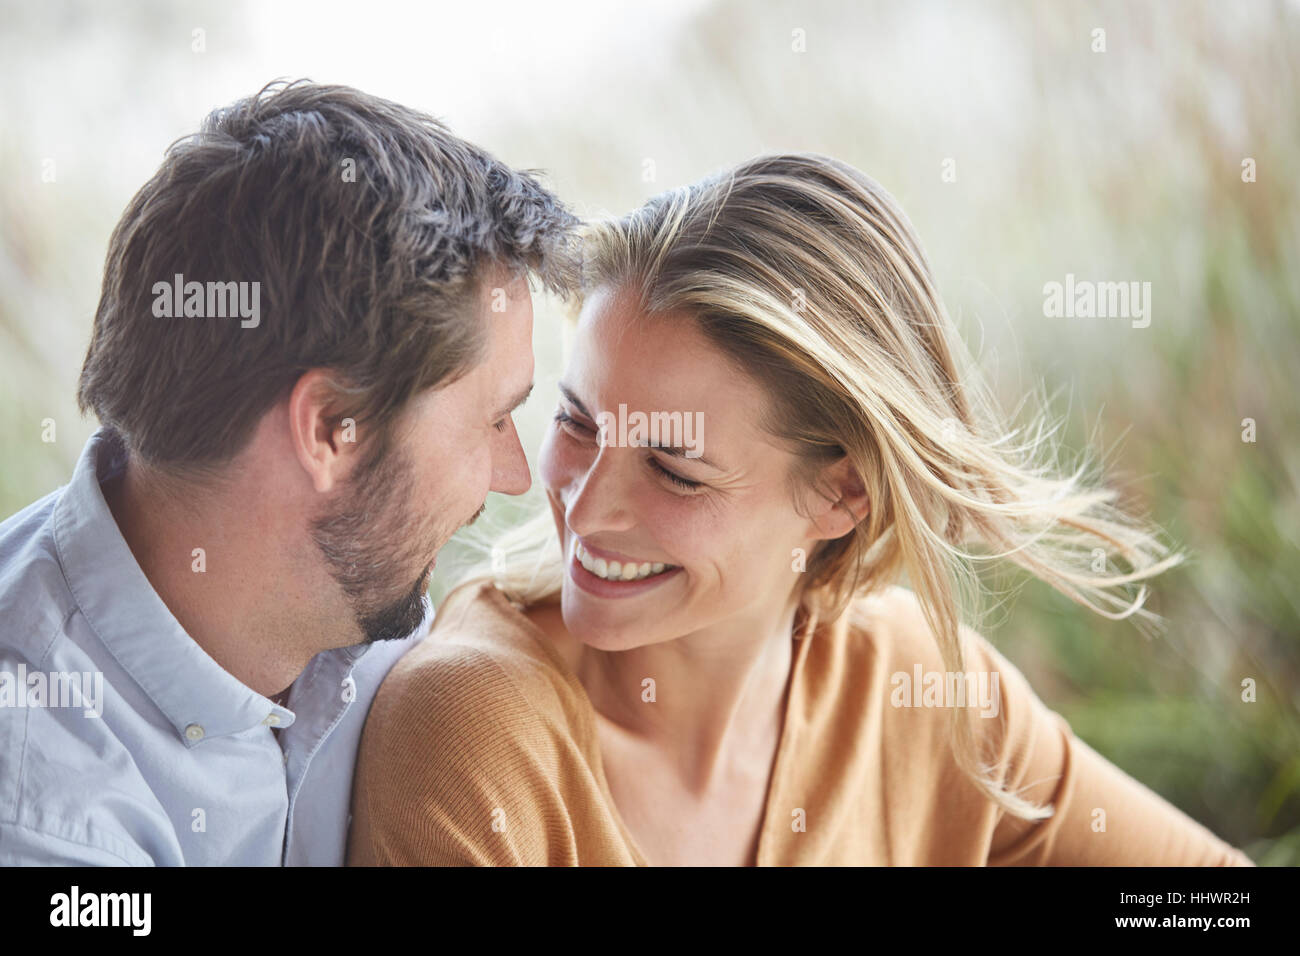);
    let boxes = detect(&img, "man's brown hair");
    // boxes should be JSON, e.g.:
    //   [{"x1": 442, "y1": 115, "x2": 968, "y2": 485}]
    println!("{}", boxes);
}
[{"x1": 78, "y1": 78, "x2": 577, "y2": 472}]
